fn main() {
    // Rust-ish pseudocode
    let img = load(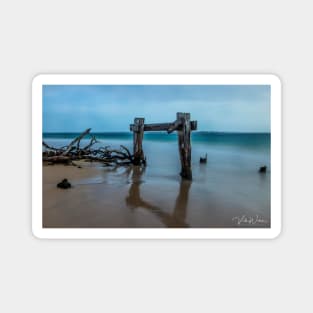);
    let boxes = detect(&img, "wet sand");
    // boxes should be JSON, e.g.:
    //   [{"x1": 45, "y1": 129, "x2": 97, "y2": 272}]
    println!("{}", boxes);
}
[{"x1": 43, "y1": 160, "x2": 271, "y2": 228}]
